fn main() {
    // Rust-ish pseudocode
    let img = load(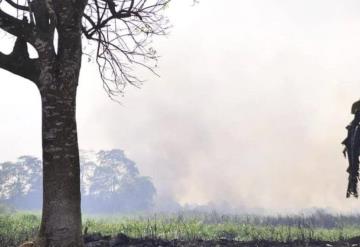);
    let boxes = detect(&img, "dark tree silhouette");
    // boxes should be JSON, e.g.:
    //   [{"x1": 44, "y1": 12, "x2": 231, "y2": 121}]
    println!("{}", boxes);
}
[
  {"x1": 0, "y1": 0, "x2": 169, "y2": 246},
  {"x1": 343, "y1": 100, "x2": 360, "y2": 198}
]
